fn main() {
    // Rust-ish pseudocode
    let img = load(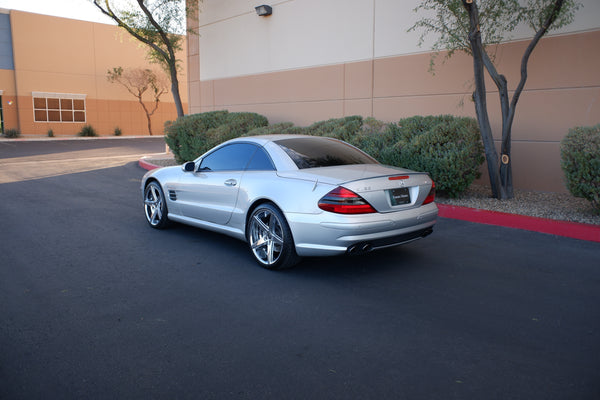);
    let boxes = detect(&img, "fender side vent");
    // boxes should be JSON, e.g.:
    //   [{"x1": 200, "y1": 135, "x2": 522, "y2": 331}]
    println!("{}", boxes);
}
[{"x1": 169, "y1": 190, "x2": 177, "y2": 201}]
